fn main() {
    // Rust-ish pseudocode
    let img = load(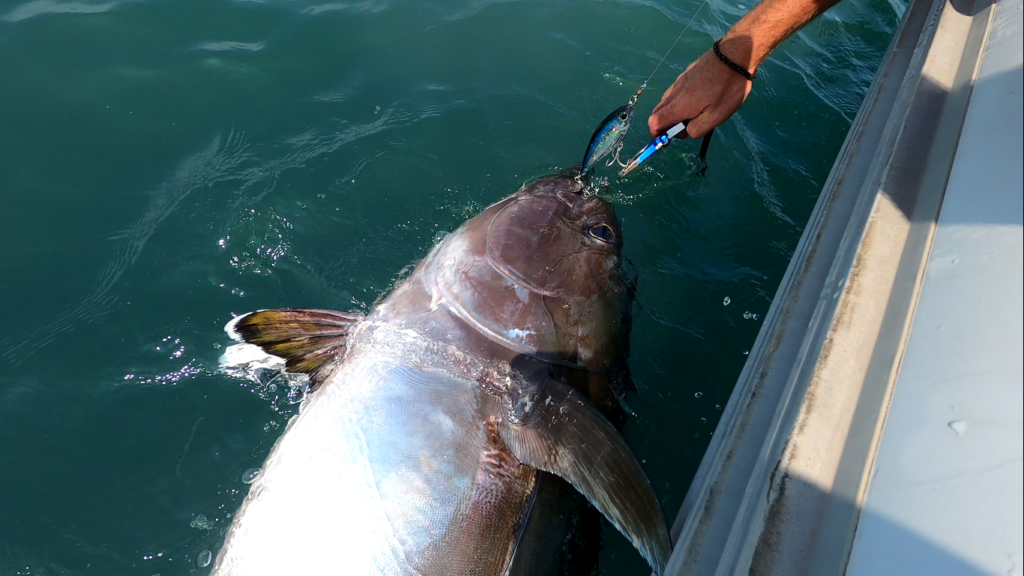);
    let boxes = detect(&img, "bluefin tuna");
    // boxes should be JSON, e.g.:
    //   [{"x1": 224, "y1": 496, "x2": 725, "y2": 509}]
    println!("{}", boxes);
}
[{"x1": 213, "y1": 169, "x2": 671, "y2": 575}]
